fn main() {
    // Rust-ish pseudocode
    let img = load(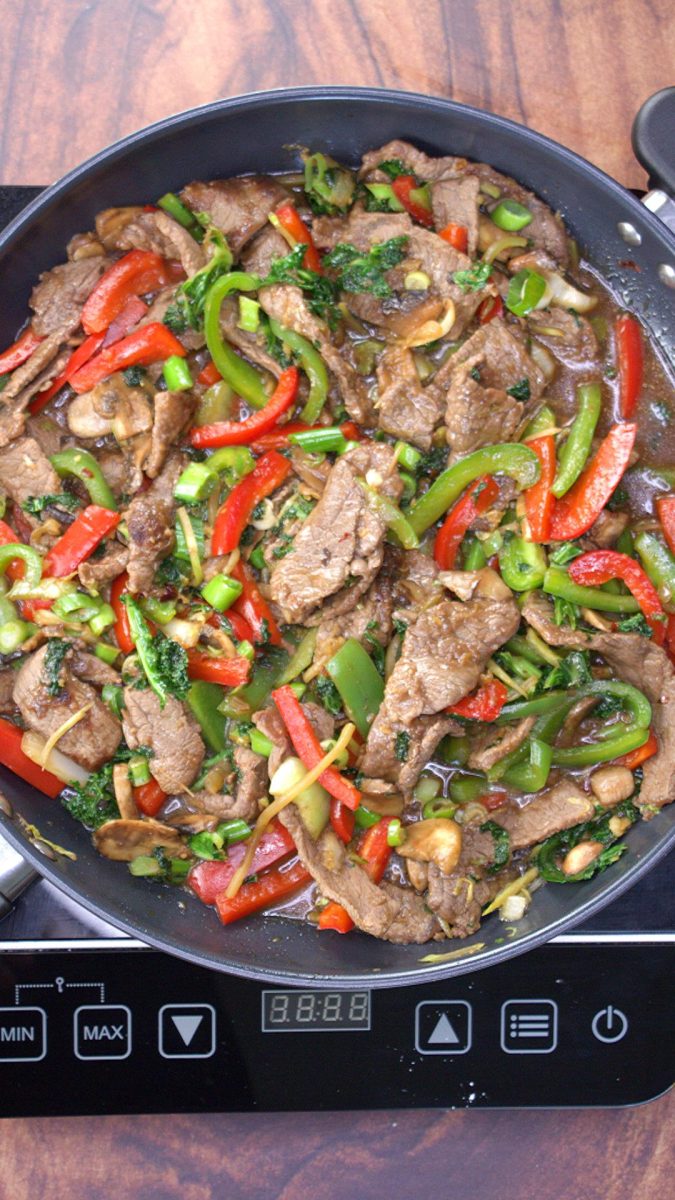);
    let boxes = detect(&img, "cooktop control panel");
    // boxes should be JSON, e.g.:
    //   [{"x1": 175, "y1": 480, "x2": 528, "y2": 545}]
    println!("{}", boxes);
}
[{"x1": 0, "y1": 940, "x2": 671, "y2": 1115}]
